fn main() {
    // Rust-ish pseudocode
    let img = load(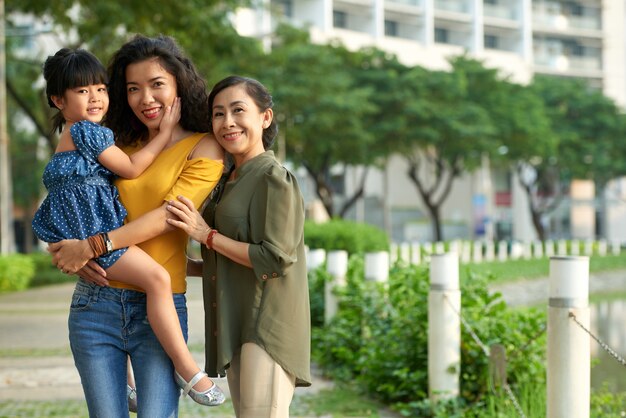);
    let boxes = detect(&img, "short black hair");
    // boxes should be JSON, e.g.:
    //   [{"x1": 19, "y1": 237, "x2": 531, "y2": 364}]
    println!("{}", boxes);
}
[{"x1": 43, "y1": 48, "x2": 108, "y2": 133}]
